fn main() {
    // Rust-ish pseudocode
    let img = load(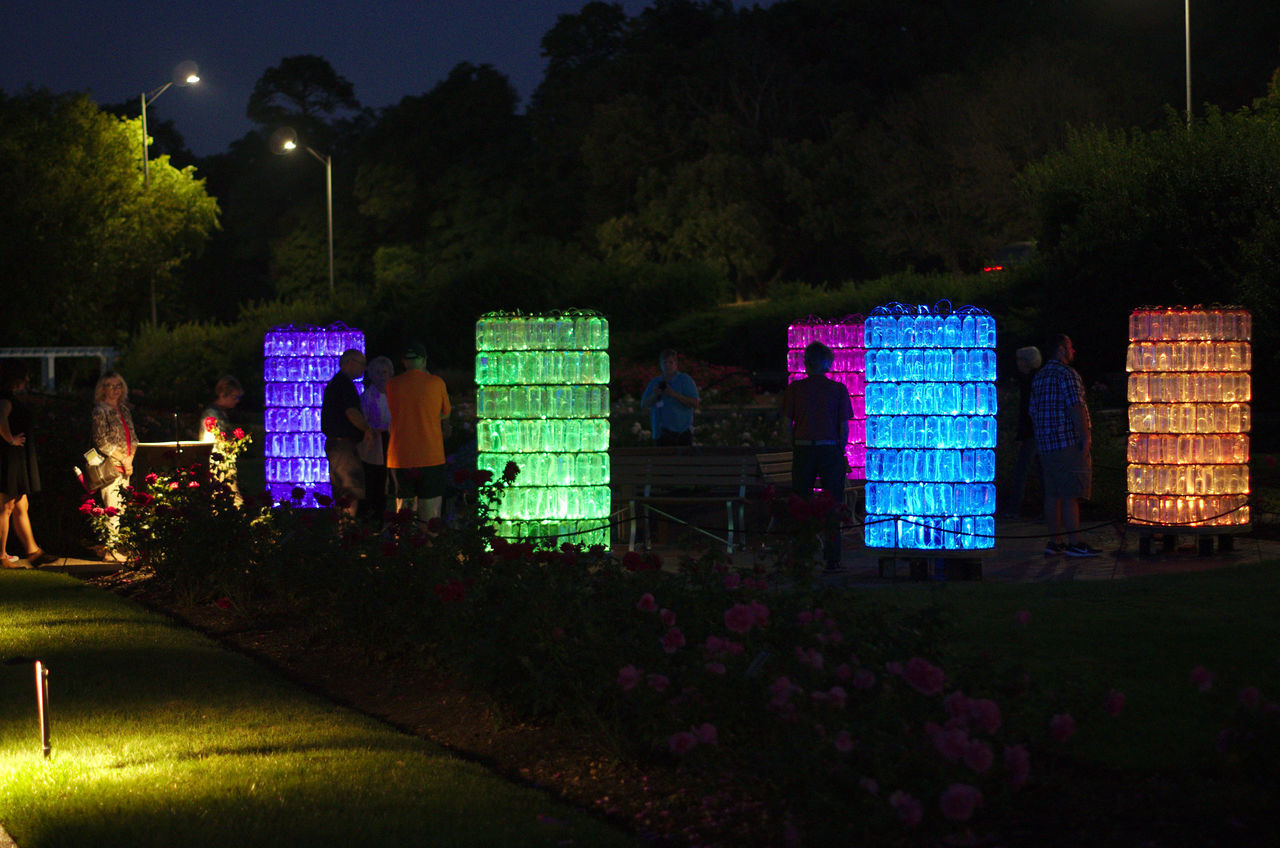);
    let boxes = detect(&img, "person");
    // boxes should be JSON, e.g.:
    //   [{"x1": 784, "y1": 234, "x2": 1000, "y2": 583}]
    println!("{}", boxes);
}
[
  {"x1": 198, "y1": 375, "x2": 243, "y2": 442},
  {"x1": 91, "y1": 371, "x2": 137, "y2": 561},
  {"x1": 1001, "y1": 346, "x2": 1042, "y2": 518},
  {"x1": 357, "y1": 355, "x2": 394, "y2": 523},
  {"x1": 780, "y1": 341, "x2": 853, "y2": 573},
  {"x1": 385, "y1": 341, "x2": 451, "y2": 526},
  {"x1": 1029, "y1": 334, "x2": 1100, "y2": 557},
  {"x1": 1, "y1": 360, "x2": 54, "y2": 568},
  {"x1": 639, "y1": 349, "x2": 700, "y2": 446},
  {"x1": 321, "y1": 349, "x2": 375, "y2": 519}
]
